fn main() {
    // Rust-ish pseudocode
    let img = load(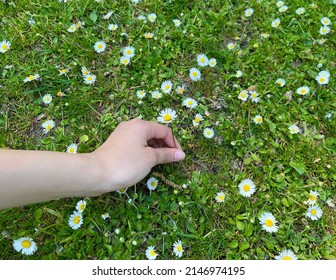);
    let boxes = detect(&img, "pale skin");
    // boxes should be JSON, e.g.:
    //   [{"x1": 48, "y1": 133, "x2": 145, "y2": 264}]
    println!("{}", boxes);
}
[{"x1": 0, "y1": 119, "x2": 185, "y2": 210}]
